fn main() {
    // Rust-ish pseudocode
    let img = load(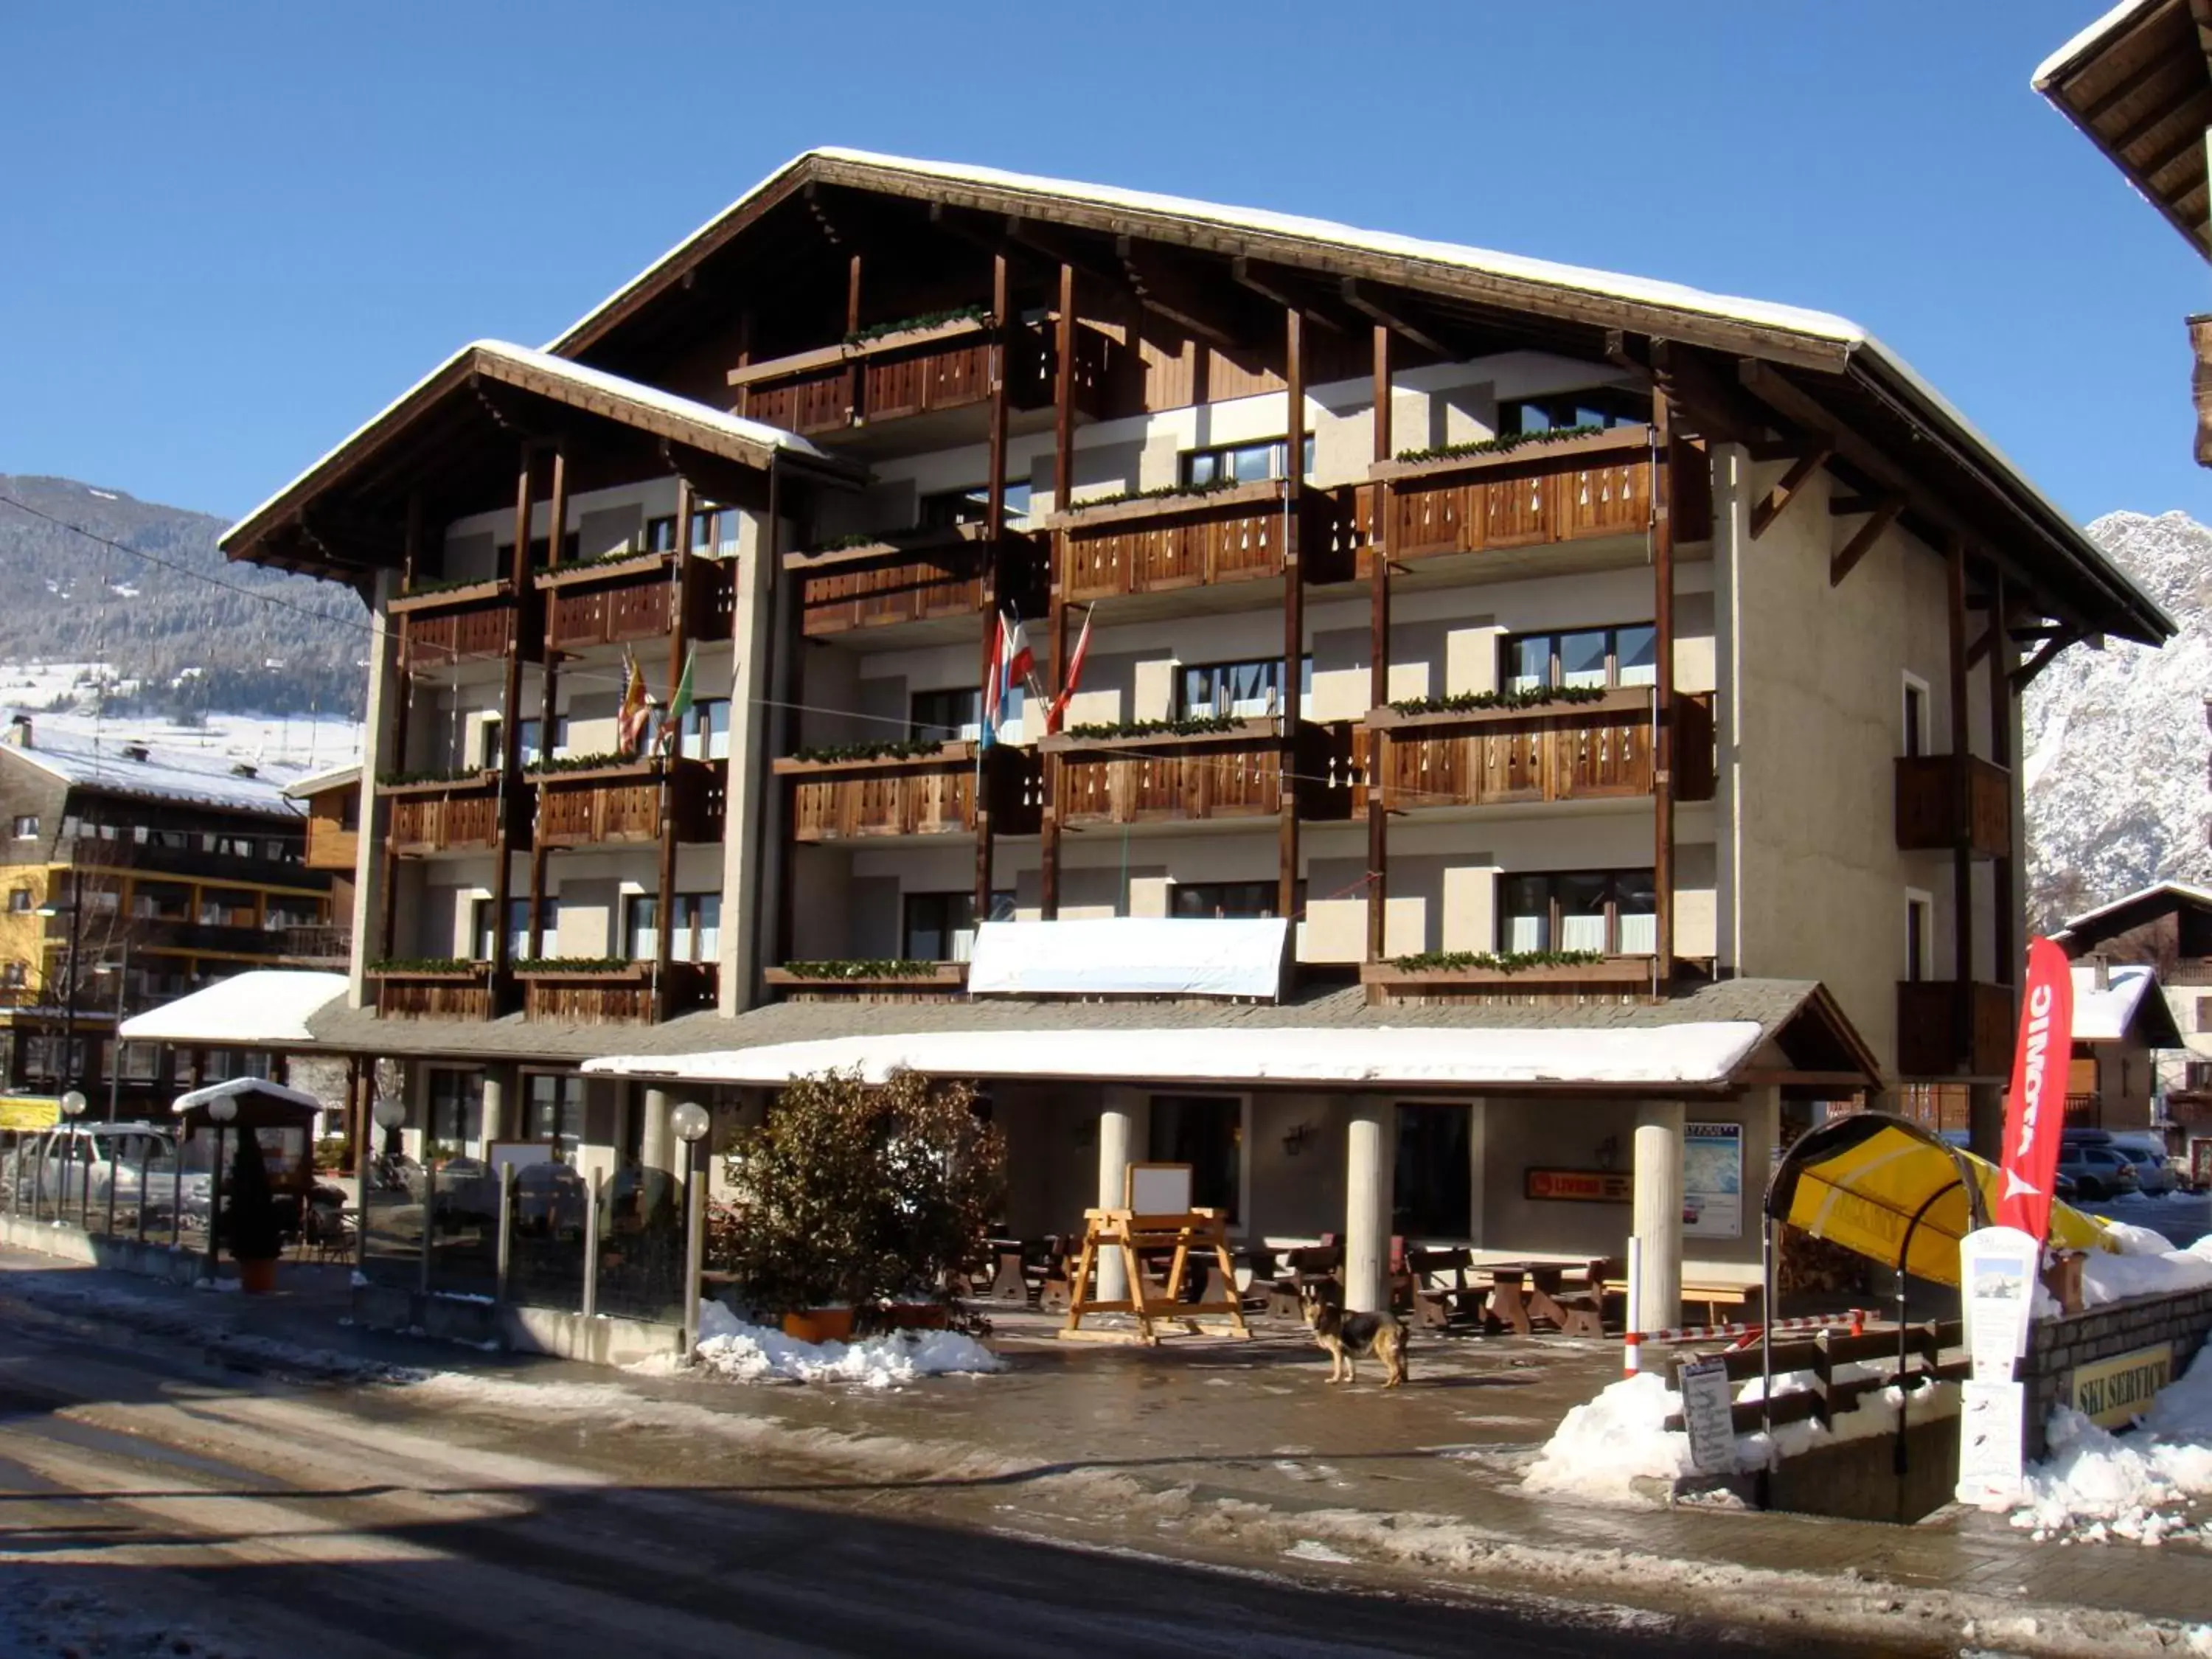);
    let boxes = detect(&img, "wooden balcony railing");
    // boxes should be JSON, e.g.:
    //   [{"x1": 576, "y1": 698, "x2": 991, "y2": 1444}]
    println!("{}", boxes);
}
[
  {"x1": 532, "y1": 759, "x2": 723, "y2": 848},
  {"x1": 279, "y1": 924, "x2": 352, "y2": 962},
  {"x1": 1894, "y1": 755, "x2": 2012, "y2": 859},
  {"x1": 1351, "y1": 425, "x2": 1708, "y2": 574},
  {"x1": 383, "y1": 773, "x2": 501, "y2": 856},
  {"x1": 1051, "y1": 481, "x2": 1371, "y2": 602},
  {"x1": 779, "y1": 742, "x2": 1040, "y2": 841},
  {"x1": 1896, "y1": 979, "x2": 2015, "y2": 1079},
  {"x1": 1362, "y1": 954, "x2": 1660, "y2": 1006},
  {"x1": 762, "y1": 962, "x2": 970, "y2": 1003},
  {"x1": 1044, "y1": 719, "x2": 1354, "y2": 827},
  {"x1": 540, "y1": 554, "x2": 735, "y2": 653},
  {"x1": 1363, "y1": 689, "x2": 1689, "y2": 811},
  {"x1": 790, "y1": 525, "x2": 1005, "y2": 638},
  {"x1": 372, "y1": 964, "x2": 493, "y2": 1020},
  {"x1": 303, "y1": 815, "x2": 359, "y2": 874},
  {"x1": 392, "y1": 580, "x2": 526, "y2": 672},
  {"x1": 514, "y1": 961, "x2": 715, "y2": 1024}
]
